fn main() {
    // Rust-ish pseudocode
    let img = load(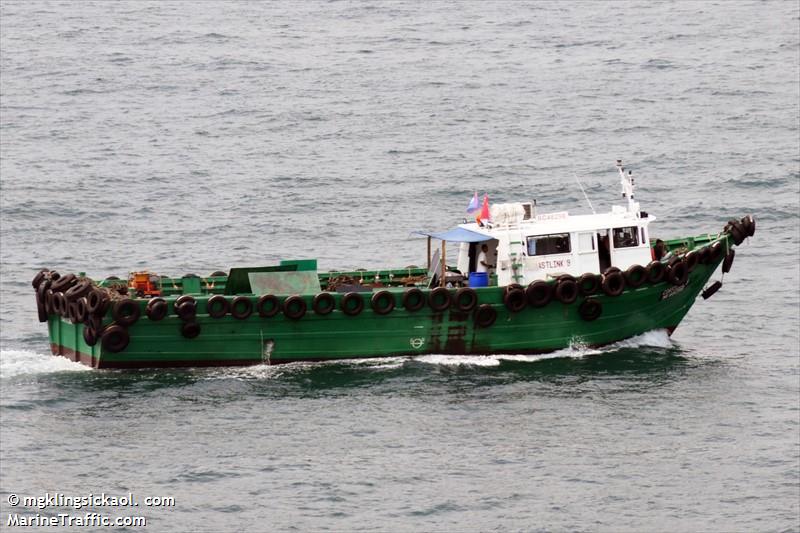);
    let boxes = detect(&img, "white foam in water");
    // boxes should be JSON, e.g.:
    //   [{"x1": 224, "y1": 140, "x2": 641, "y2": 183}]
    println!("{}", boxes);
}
[
  {"x1": 339, "y1": 356, "x2": 408, "y2": 369},
  {"x1": 612, "y1": 329, "x2": 674, "y2": 349},
  {"x1": 411, "y1": 329, "x2": 675, "y2": 368},
  {"x1": 415, "y1": 354, "x2": 502, "y2": 367},
  {"x1": 207, "y1": 356, "x2": 410, "y2": 381},
  {"x1": 0, "y1": 349, "x2": 90, "y2": 379}
]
